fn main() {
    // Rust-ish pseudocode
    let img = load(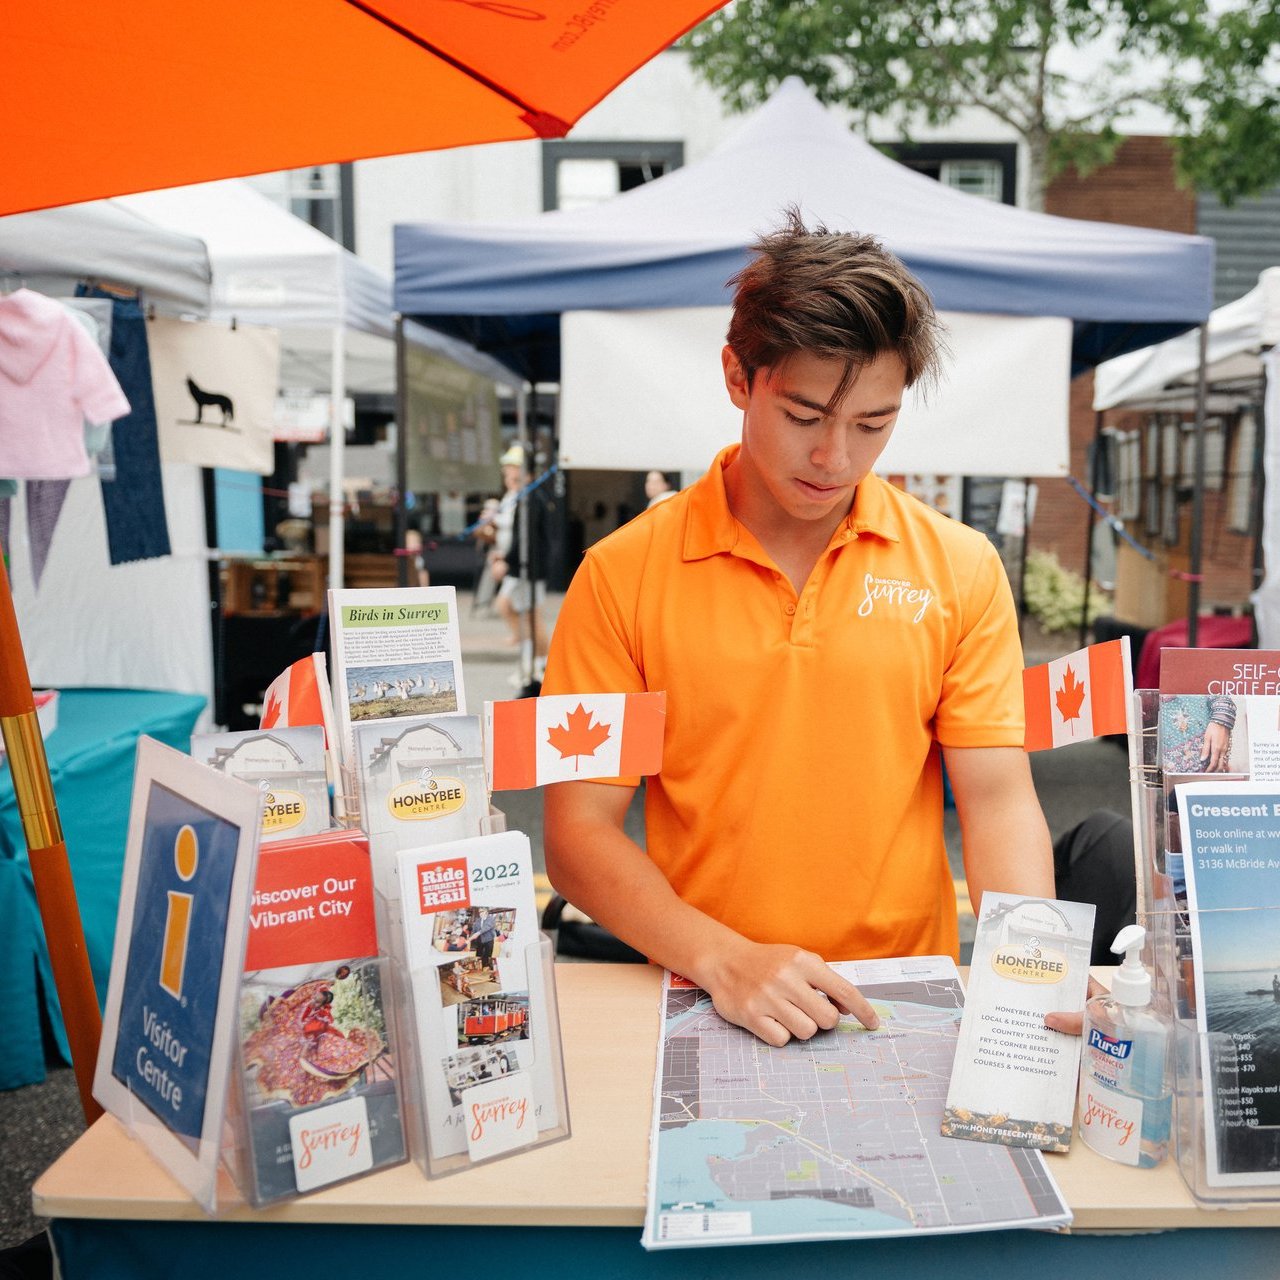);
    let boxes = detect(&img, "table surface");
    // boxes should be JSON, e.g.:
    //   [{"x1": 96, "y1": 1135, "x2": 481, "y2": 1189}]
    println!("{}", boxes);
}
[{"x1": 33, "y1": 963, "x2": 1280, "y2": 1231}]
